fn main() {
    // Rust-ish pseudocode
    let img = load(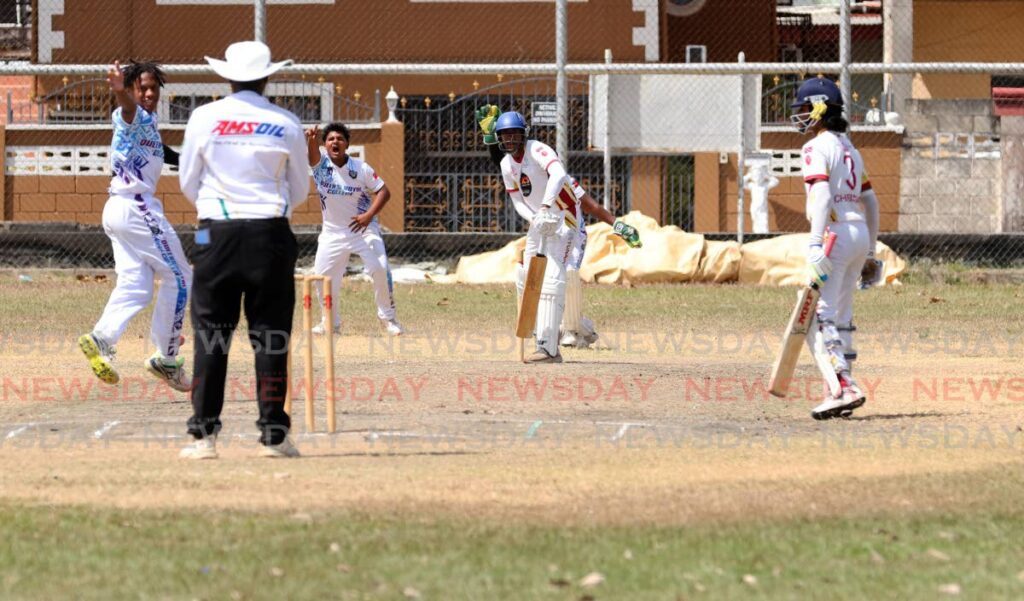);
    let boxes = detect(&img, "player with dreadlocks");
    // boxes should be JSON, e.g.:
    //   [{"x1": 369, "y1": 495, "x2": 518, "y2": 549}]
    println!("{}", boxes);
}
[{"x1": 78, "y1": 59, "x2": 193, "y2": 392}]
